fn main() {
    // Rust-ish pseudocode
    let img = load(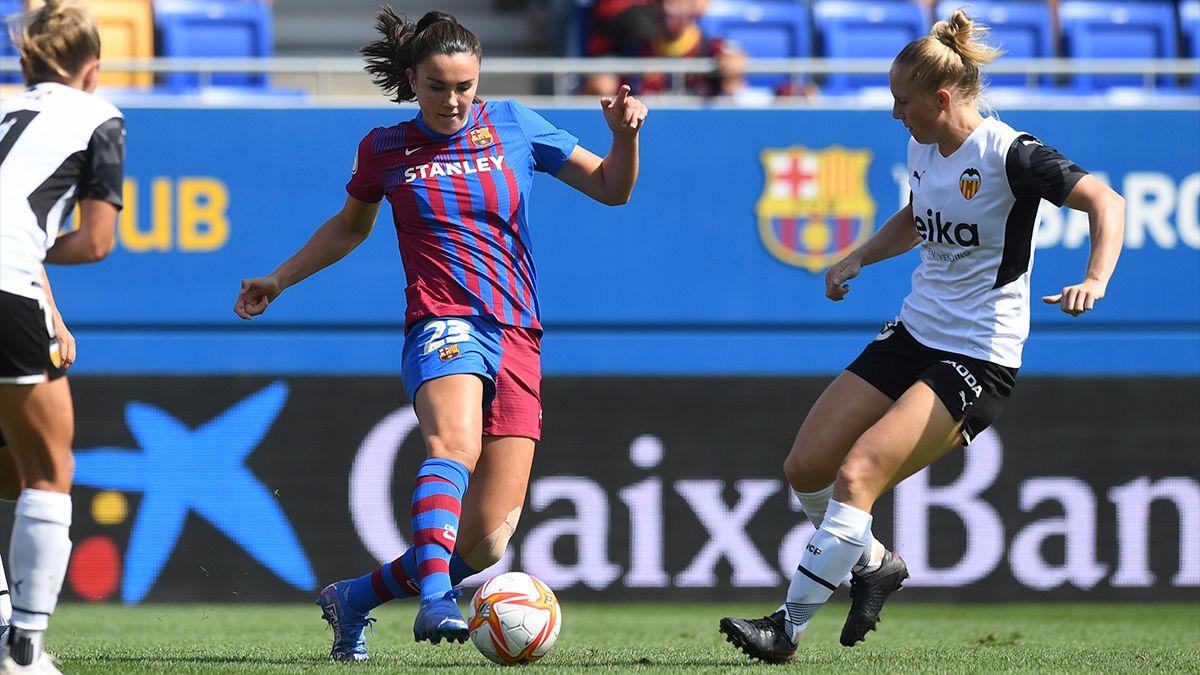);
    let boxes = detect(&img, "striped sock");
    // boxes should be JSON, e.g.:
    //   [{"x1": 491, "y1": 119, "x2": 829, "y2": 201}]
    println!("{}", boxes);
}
[
  {"x1": 411, "y1": 458, "x2": 469, "y2": 603},
  {"x1": 345, "y1": 548, "x2": 479, "y2": 613}
]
